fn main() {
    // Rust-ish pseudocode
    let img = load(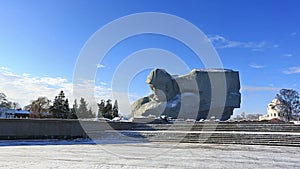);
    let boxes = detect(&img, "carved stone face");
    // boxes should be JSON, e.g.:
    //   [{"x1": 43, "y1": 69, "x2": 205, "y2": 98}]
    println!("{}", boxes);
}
[{"x1": 146, "y1": 69, "x2": 177, "y2": 101}]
